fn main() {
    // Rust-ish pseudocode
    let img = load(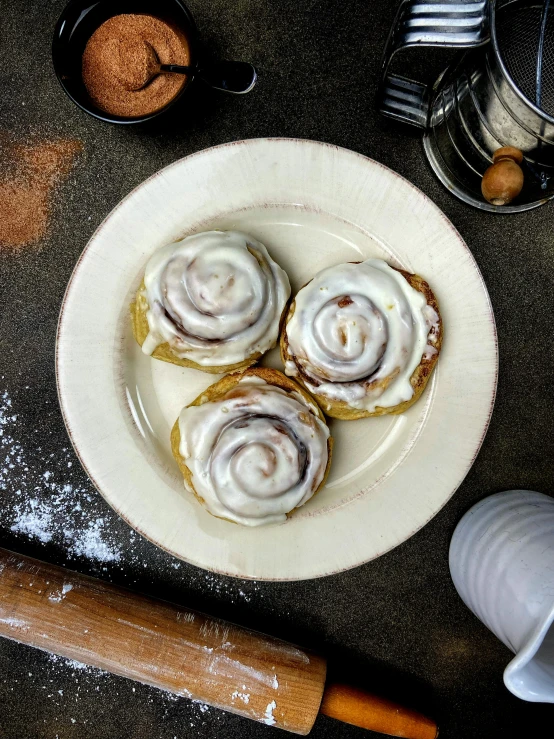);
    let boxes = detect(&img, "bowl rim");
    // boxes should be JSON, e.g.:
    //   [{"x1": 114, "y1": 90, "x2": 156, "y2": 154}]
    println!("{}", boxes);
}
[{"x1": 51, "y1": 0, "x2": 198, "y2": 124}]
